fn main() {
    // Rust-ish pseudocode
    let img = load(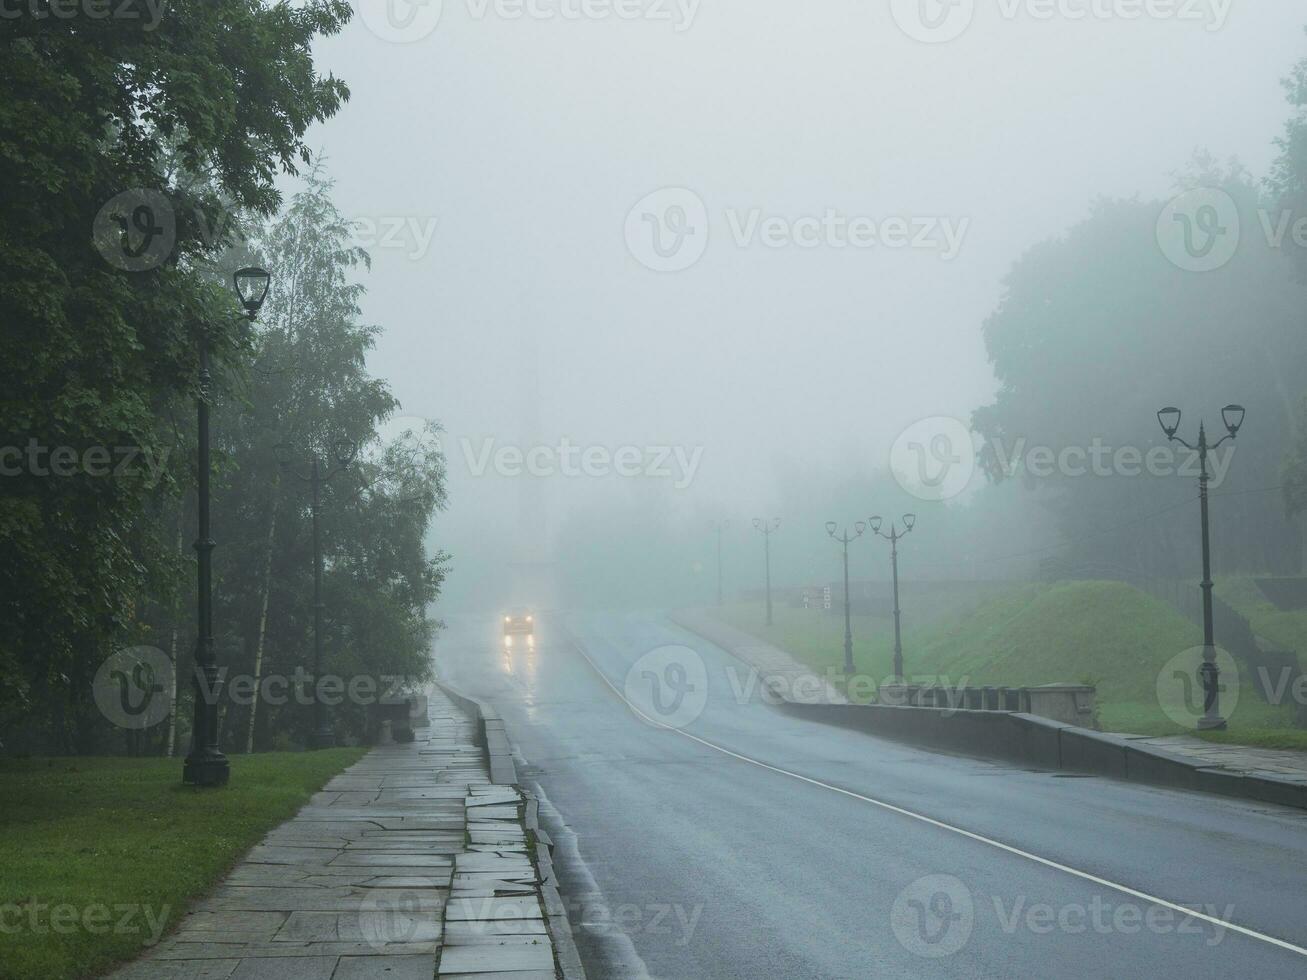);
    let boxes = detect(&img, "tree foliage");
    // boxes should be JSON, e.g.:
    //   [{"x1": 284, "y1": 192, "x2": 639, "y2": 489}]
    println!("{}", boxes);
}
[{"x1": 1, "y1": 4, "x2": 447, "y2": 754}]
